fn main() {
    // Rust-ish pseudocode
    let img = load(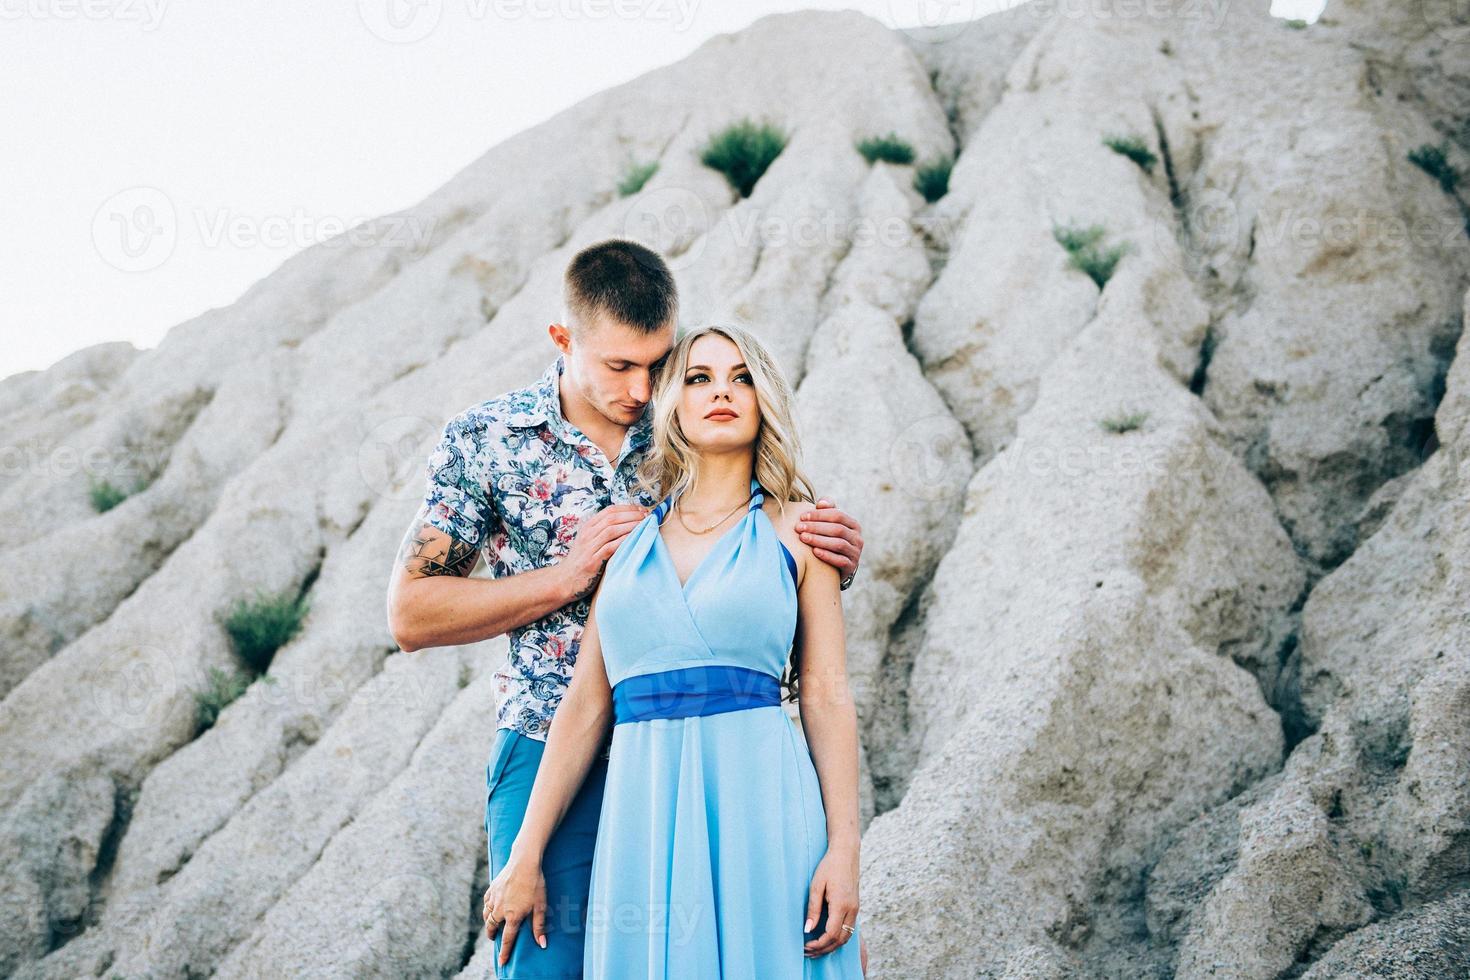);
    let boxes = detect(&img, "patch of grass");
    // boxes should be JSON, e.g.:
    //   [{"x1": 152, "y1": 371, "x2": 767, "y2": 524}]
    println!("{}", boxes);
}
[
  {"x1": 699, "y1": 118, "x2": 788, "y2": 198},
  {"x1": 1408, "y1": 141, "x2": 1460, "y2": 195},
  {"x1": 1102, "y1": 133, "x2": 1157, "y2": 174},
  {"x1": 1053, "y1": 222, "x2": 1132, "y2": 289},
  {"x1": 1099, "y1": 410, "x2": 1148, "y2": 434},
  {"x1": 617, "y1": 159, "x2": 659, "y2": 197},
  {"x1": 856, "y1": 132, "x2": 916, "y2": 165},
  {"x1": 222, "y1": 587, "x2": 311, "y2": 674},
  {"x1": 194, "y1": 665, "x2": 273, "y2": 733},
  {"x1": 914, "y1": 155, "x2": 953, "y2": 203},
  {"x1": 88, "y1": 477, "x2": 130, "y2": 513},
  {"x1": 1283, "y1": 17, "x2": 1308, "y2": 29}
]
